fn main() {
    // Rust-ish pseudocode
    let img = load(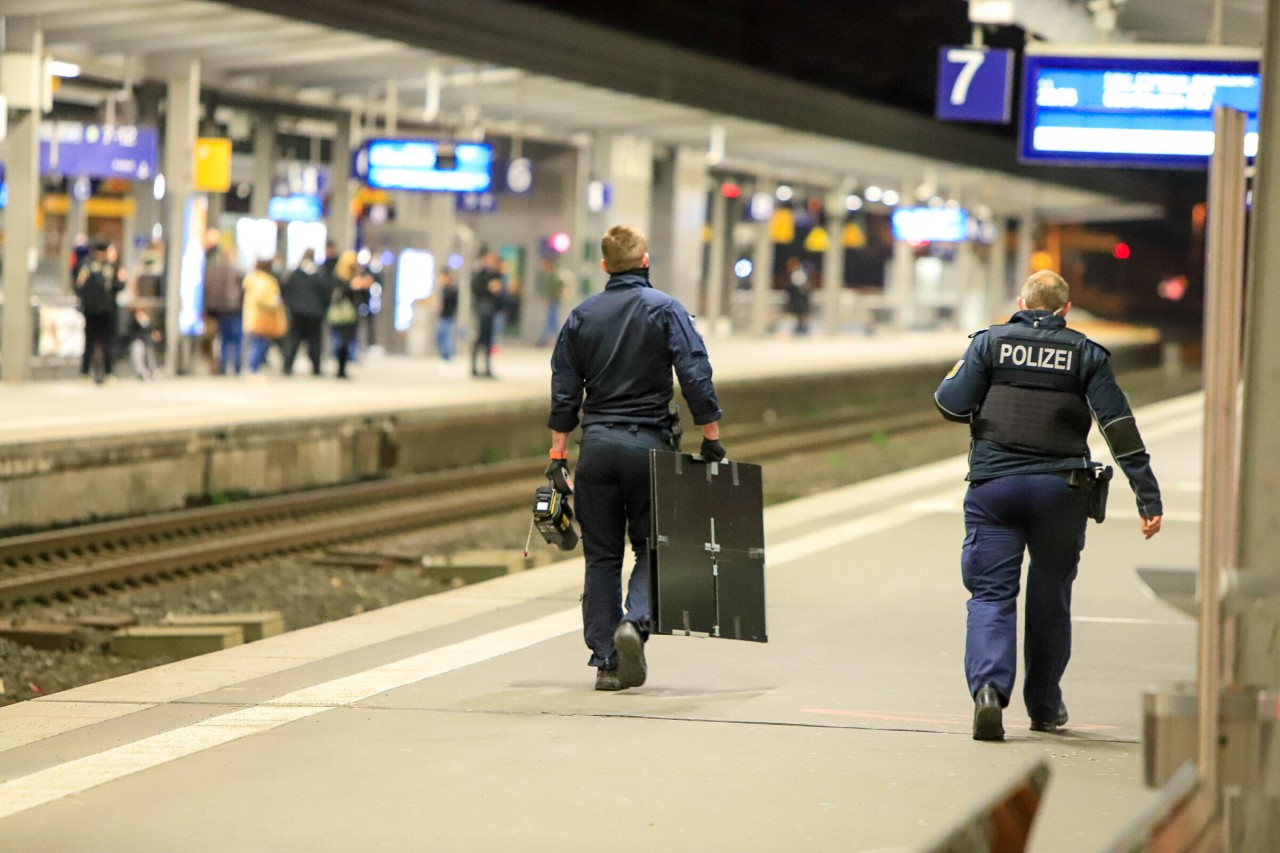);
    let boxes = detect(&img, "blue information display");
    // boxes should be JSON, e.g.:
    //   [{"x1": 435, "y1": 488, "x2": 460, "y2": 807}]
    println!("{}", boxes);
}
[
  {"x1": 40, "y1": 122, "x2": 158, "y2": 180},
  {"x1": 937, "y1": 47, "x2": 1014, "y2": 124},
  {"x1": 892, "y1": 207, "x2": 970, "y2": 244},
  {"x1": 267, "y1": 194, "x2": 324, "y2": 222},
  {"x1": 353, "y1": 140, "x2": 492, "y2": 192},
  {"x1": 1020, "y1": 50, "x2": 1259, "y2": 168}
]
